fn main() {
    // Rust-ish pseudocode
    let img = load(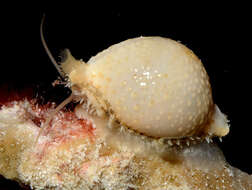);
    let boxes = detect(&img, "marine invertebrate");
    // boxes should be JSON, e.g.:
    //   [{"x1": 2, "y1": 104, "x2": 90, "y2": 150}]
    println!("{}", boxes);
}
[
  {"x1": 59, "y1": 36, "x2": 229, "y2": 143},
  {"x1": 3, "y1": 17, "x2": 249, "y2": 189}
]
